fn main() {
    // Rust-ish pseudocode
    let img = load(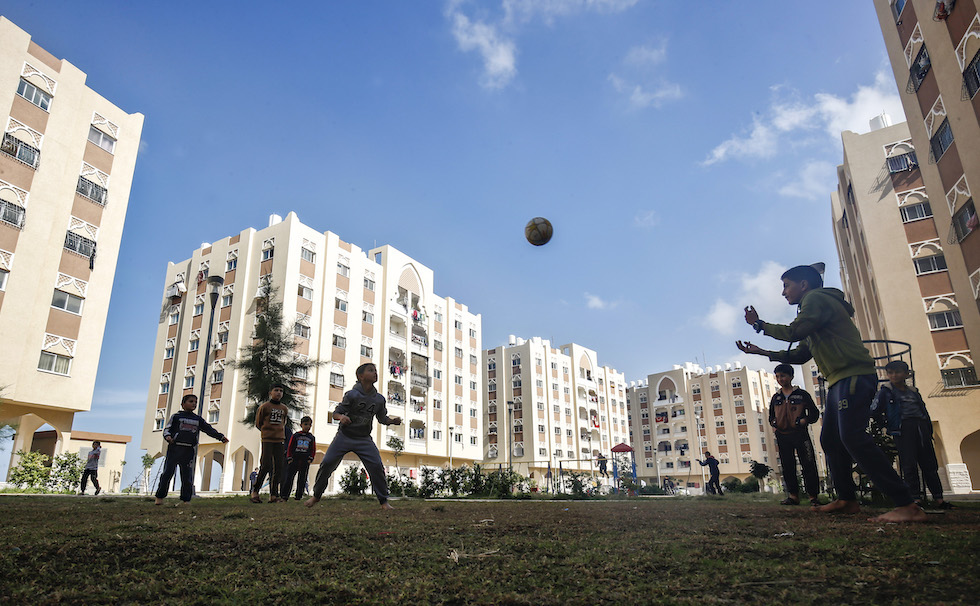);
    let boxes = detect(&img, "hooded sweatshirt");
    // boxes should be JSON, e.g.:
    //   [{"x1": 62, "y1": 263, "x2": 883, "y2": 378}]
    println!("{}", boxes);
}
[
  {"x1": 762, "y1": 287, "x2": 875, "y2": 387},
  {"x1": 335, "y1": 382, "x2": 396, "y2": 438}
]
